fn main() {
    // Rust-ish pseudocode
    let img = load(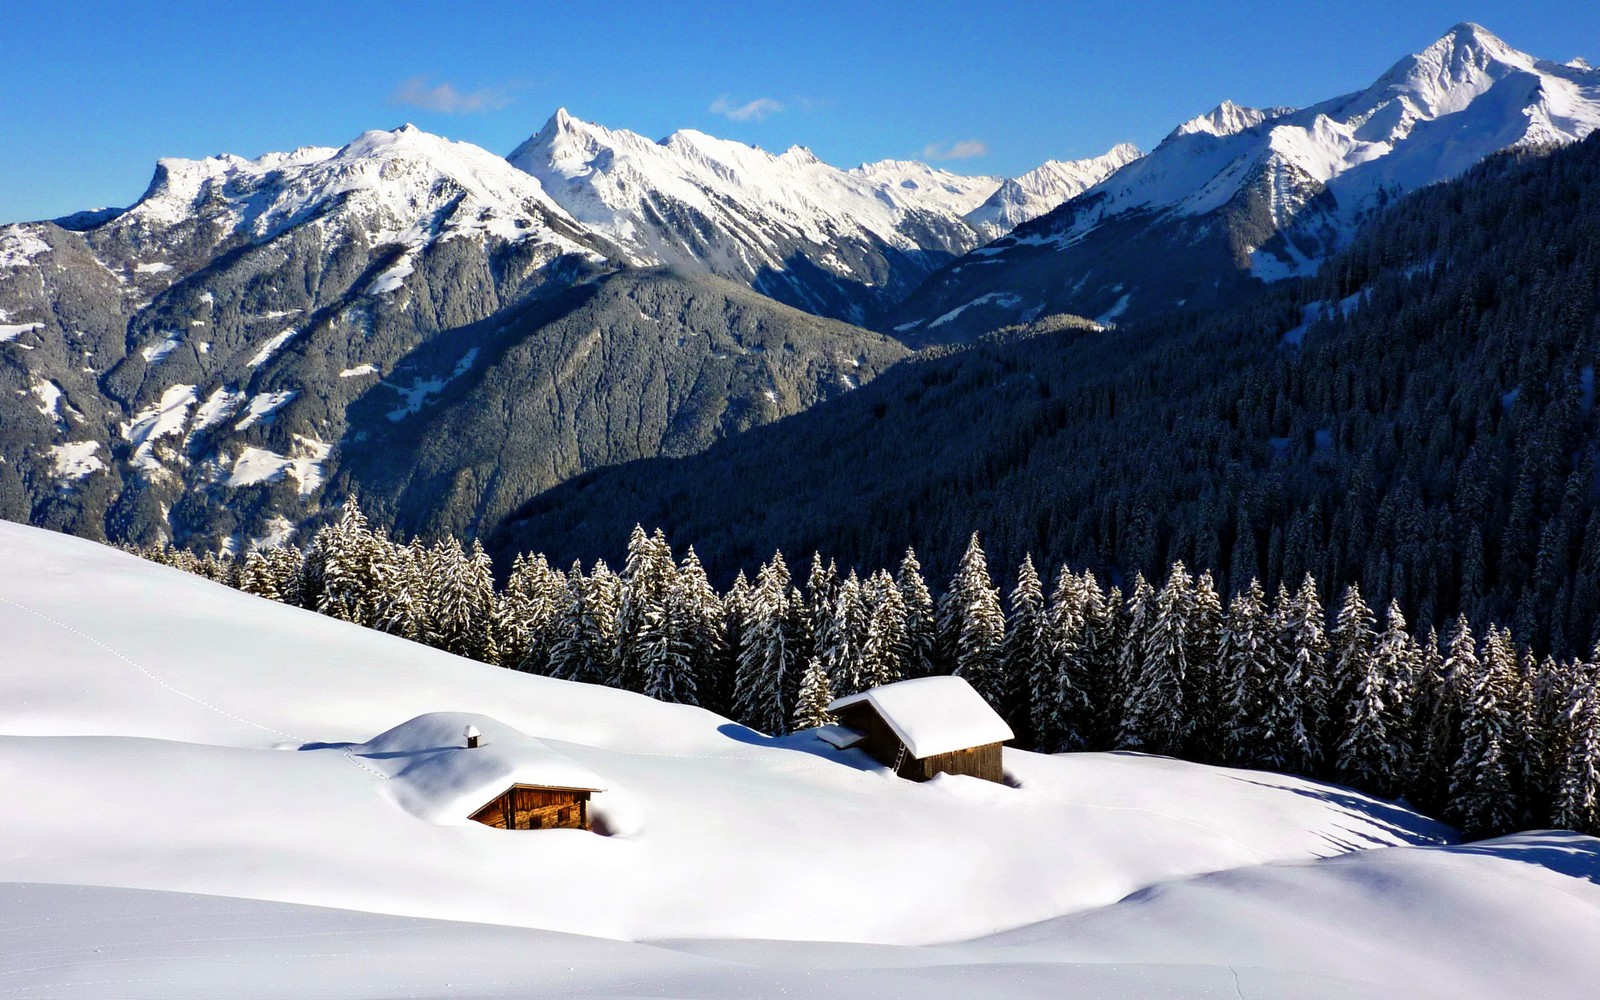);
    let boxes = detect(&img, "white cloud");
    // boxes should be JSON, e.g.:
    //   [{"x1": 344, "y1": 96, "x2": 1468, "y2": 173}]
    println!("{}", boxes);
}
[
  {"x1": 389, "y1": 77, "x2": 510, "y2": 115},
  {"x1": 709, "y1": 95, "x2": 785, "y2": 122},
  {"x1": 921, "y1": 139, "x2": 989, "y2": 161}
]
